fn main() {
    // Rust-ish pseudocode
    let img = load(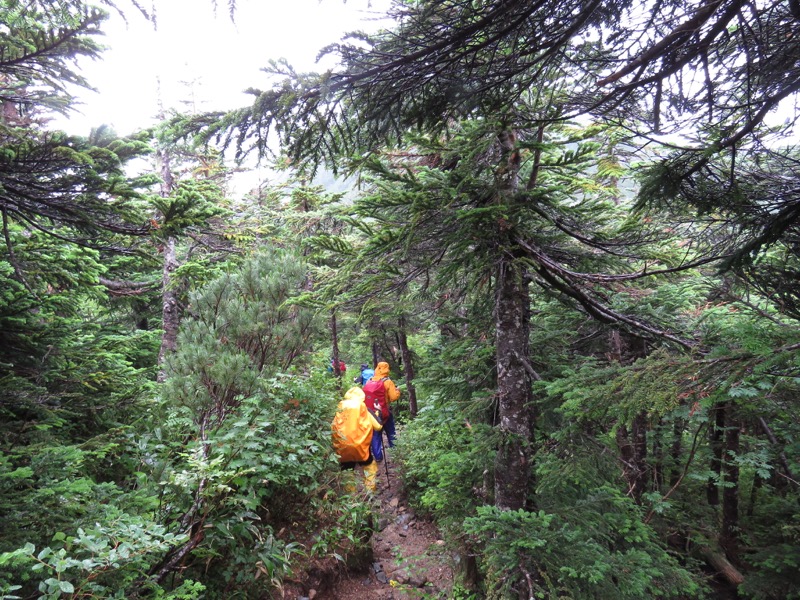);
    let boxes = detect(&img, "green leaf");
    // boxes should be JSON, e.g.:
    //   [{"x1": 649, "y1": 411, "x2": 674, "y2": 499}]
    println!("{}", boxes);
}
[{"x1": 58, "y1": 580, "x2": 75, "y2": 593}]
